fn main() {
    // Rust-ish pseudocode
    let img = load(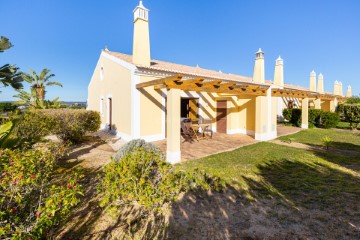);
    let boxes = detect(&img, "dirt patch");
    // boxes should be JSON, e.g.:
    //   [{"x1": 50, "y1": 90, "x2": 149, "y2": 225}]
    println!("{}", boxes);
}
[{"x1": 167, "y1": 188, "x2": 360, "y2": 240}]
